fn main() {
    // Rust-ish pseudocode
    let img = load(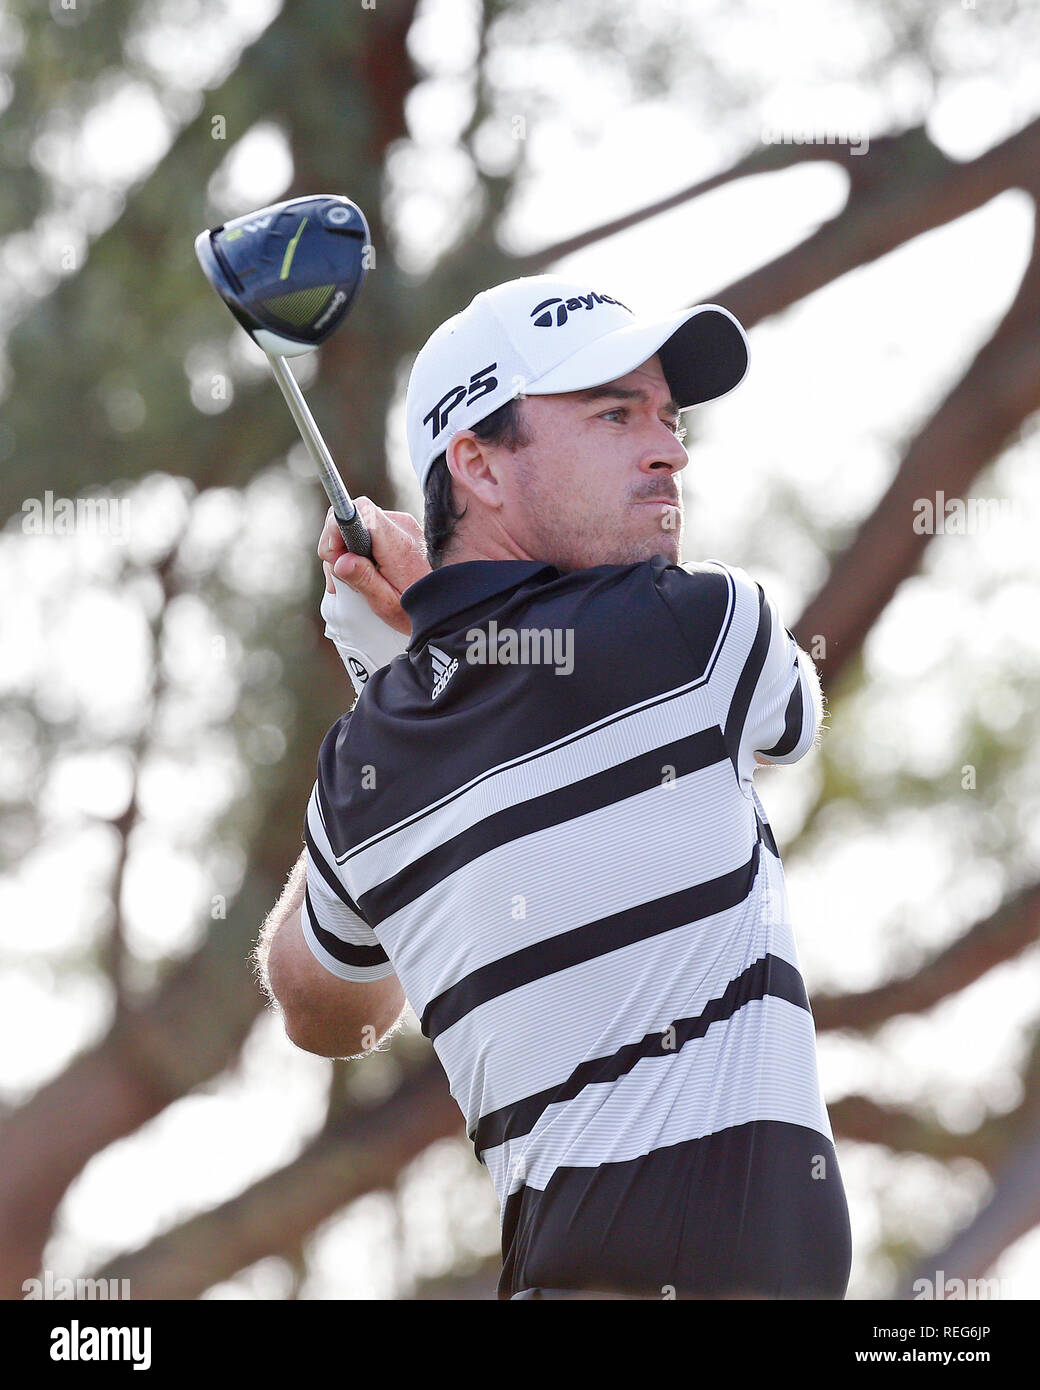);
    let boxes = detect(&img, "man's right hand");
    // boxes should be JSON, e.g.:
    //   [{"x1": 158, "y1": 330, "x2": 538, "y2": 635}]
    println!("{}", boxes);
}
[{"x1": 318, "y1": 497, "x2": 431, "y2": 637}]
